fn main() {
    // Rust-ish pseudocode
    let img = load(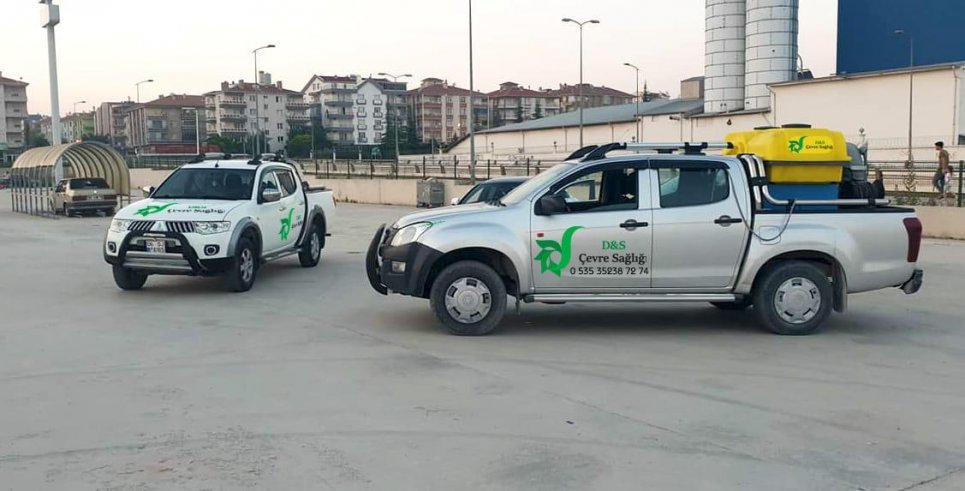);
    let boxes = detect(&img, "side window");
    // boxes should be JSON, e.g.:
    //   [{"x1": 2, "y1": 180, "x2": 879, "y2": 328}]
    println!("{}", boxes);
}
[
  {"x1": 274, "y1": 169, "x2": 297, "y2": 197},
  {"x1": 551, "y1": 165, "x2": 640, "y2": 213},
  {"x1": 658, "y1": 166, "x2": 729, "y2": 208},
  {"x1": 259, "y1": 170, "x2": 280, "y2": 198}
]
